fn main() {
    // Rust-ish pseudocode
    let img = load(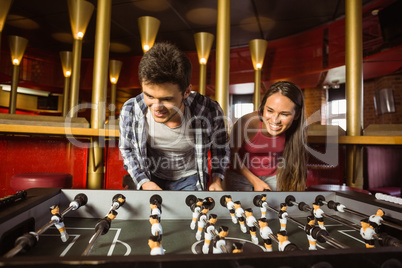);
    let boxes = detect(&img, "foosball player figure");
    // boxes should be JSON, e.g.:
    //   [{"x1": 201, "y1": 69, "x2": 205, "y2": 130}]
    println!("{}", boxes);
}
[
  {"x1": 196, "y1": 204, "x2": 210, "y2": 240},
  {"x1": 111, "y1": 194, "x2": 126, "y2": 211},
  {"x1": 149, "y1": 214, "x2": 163, "y2": 238},
  {"x1": 277, "y1": 230, "x2": 299, "y2": 251},
  {"x1": 213, "y1": 226, "x2": 229, "y2": 254},
  {"x1": 312, "y1": 201, "x2": 326, "y2": 230},
  {"x1": 369, "y1": 208, "x2": 384, "y2": 232},
  {"x1": 305, "y1": 215, "x2": 317, "y2": 250},
  {"x1": 234, "y1": 201, "x2": 247, "y2": 233},
  {"x1": 259, "y1": 194, "x2": 268, "y2": 218},
  {"x1": 148, "y1": 235, "x2": 165, "y2": 255},
  {"x1": 190, "y1": 198, "x2": 203, "y2": 230},
  {"x1": 223, "y1": 195, "x2": 237, "y2": 223},
  {"x1": 232, "y1": 242, "x2": 244, "y2": 253},
  {"x1": 150, "y1": 199, "x2": 162, "y2": 220},
  {"x1": 360, "y1": 218, "x2": 376, "y2": 248},
  {"x1": 91, "y1": 209, "x2": 118, "y2": 244},
  {"x1": 202, "y1": 214, "x2": 218, "y2": 254},
  {"x1": 258, "y1": 218, "x2": 273, "y2": 252},
  {"x1": 50, "y1": 205, "x2": 69, "y2": 242},
  {"x1": 102, "y1": 209, "x2": 117, "y2": 228},
  {"x1": 278, "y1": 203, "x2": 288, "y2": 231},
  {"x1": 245, "y1": 208, "x2": 258, "y2": 244}
]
